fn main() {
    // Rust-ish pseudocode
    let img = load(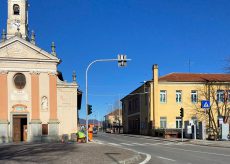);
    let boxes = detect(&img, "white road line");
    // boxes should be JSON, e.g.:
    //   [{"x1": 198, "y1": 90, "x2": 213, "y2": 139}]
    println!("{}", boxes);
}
[
  {"x1": 108, "y1": 143, "x2": 121, "y2": 146},
  {"x1": 132, "y1": 143, "x2": 144, "y2": 146},
  {"x1": 139, "y1": 153, "x2": 151, "y2": 164},
  {"x1": 120, "y1": 143, "x2": 134, "y2": 146},
  {"x1": 157, "y1": 156, "x2": 176, "y2": 162}
]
